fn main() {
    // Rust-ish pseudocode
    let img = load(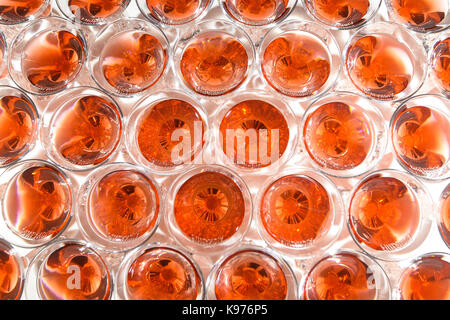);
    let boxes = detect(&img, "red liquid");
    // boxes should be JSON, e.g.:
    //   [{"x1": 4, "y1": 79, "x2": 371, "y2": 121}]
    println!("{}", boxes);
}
[
  {"x1": 304, "y1": 0, "x2": 370, "y2": 27},
  {"x1": 68, "y1": 0, "x2": 127, "y2": 23},
  {"x1": 389, "y1": 0, "x2": 448, "y2": 31},
  {"x1": 146, "y1": 0, "x2": 209, "y2": 24},
  {"x1": 223, "y1": 0, "x2": 288, "y2": 25},
  {"x1": 431, "y1": 37, "x2": 450, "y2": 93},
  {"x1": 440, "y1": 185, "x2": 450, "y2": 246},
  {"x1": 0, "y1": 241, "x2": 22, "y2": 300},
  {"x1": 0, "y1": 0, "x2": 47, "y2": 23}
]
